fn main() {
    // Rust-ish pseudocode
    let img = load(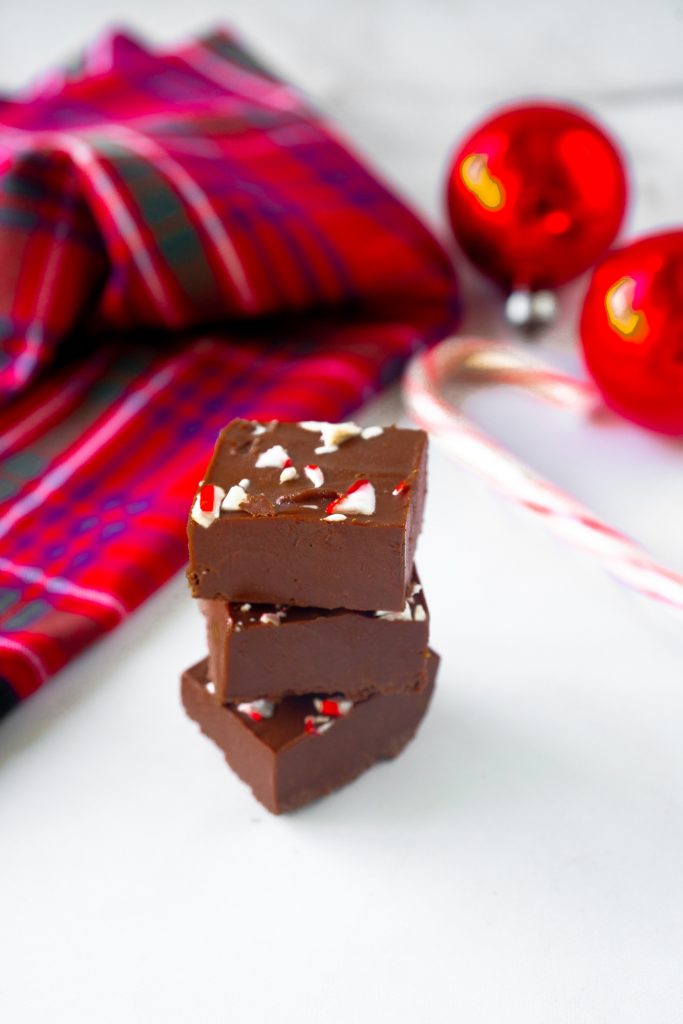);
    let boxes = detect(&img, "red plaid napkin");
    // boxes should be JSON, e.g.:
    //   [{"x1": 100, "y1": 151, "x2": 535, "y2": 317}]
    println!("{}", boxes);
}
[{"x1": 0, "y1": 28, "x2": 459, "y2": 715}]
